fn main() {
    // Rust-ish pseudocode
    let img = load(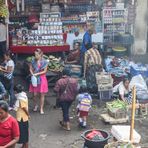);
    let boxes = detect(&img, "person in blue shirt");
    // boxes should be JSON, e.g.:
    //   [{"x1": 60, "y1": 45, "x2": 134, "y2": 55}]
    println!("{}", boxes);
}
[{"x1": 80, "y1": 25, "x2": 94, "y2": 65}]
